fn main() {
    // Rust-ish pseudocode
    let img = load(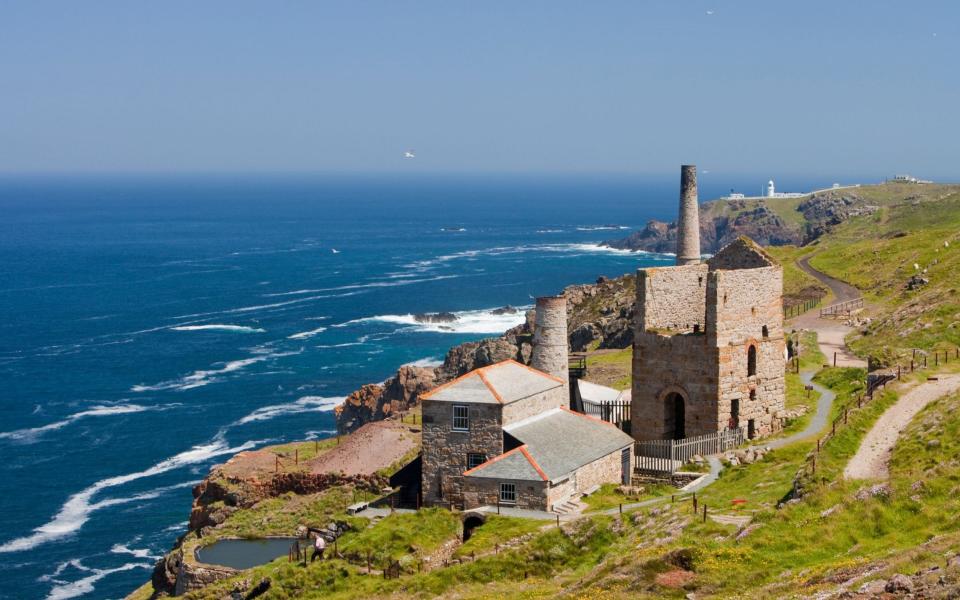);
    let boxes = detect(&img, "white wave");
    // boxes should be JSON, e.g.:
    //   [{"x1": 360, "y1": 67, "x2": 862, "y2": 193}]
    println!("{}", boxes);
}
[
  {"x1": 536, "y1": 229, "x2": 563, "y2": 233},
  {"x1": 403, "y1": 243, "x2": 658, "y2": 272},
  {"x1": 43, "y1": 560, "x2": 152, "y2": 600},
  {"x1": 0, "y1": 404, "x2": 169, "y2": 443},
  {"x1": 233, "y1": 396, "x2": 344, "y2": 426},
  {"x1": 131, "y1": 350, "x2": 300, "y2": 392},
  {"x1": 170, "y1": 291, "x2": 363, "y2": 320},
  {"x1": 405, "y1": 357, "x2": 443, "y2": 368},
  {"x1": 335, "y1": 305, "x2": 529, "y2": 334},
  {"x1": 0, "y1": 440, "x2": 249, "y2": 554},
  {"x1": 575, "y1": 225, "x2": 630, "y2": 231},
  {"x1": 315, "y1": 342, "x2": 365, "y2": 348},
  {"x1": 287, "y1": 326, "x2": 327, "y2": 340},
  {"x1": 261, "y1": 274, "x2": 460, "y2": 298},
  {"x1": 304, "y1": 429, "x2": 337, "y2": 440},
  {"x1": 170, "y1": 324, "x2": 265, "y2": 333},
  {"x1": 110, "y1": 540, "x2": 161, "y2": 561}
]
